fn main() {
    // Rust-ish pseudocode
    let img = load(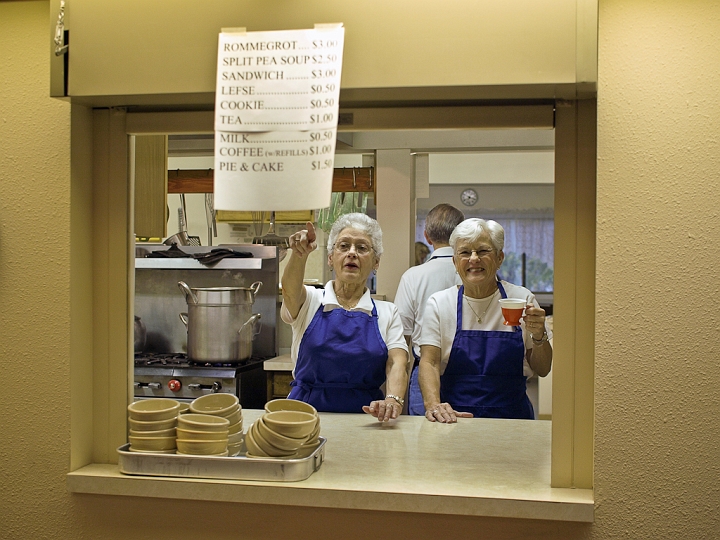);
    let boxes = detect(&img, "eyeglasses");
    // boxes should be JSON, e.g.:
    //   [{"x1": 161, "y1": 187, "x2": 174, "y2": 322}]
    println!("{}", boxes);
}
[
  {"x1": 333, "y1": 241, "x2": 374, "y2": 255},
  {"x1": 456, "y1": 248, "x2": 494, "y2": 261}
]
